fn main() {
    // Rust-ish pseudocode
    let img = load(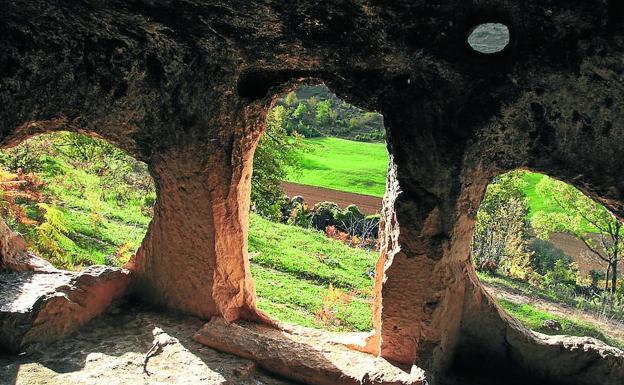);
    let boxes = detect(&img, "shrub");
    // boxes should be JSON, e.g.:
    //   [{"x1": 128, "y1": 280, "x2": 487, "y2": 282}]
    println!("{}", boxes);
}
[
  {"x1": 335, "y1": 204, "x2": 365, "y2": 234},
  {"x1": 544, "y1": 260, "x2": 579, "y2": 288},
  {"x1": 529, "y1": 239, "x2": 573, "y2": 275},
  {"x1": 287, "y1": 201, "x2": 311, "y2": 228},
  {"x1": 310, "y1": 201, "x2": 341, "y2": 230}
]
